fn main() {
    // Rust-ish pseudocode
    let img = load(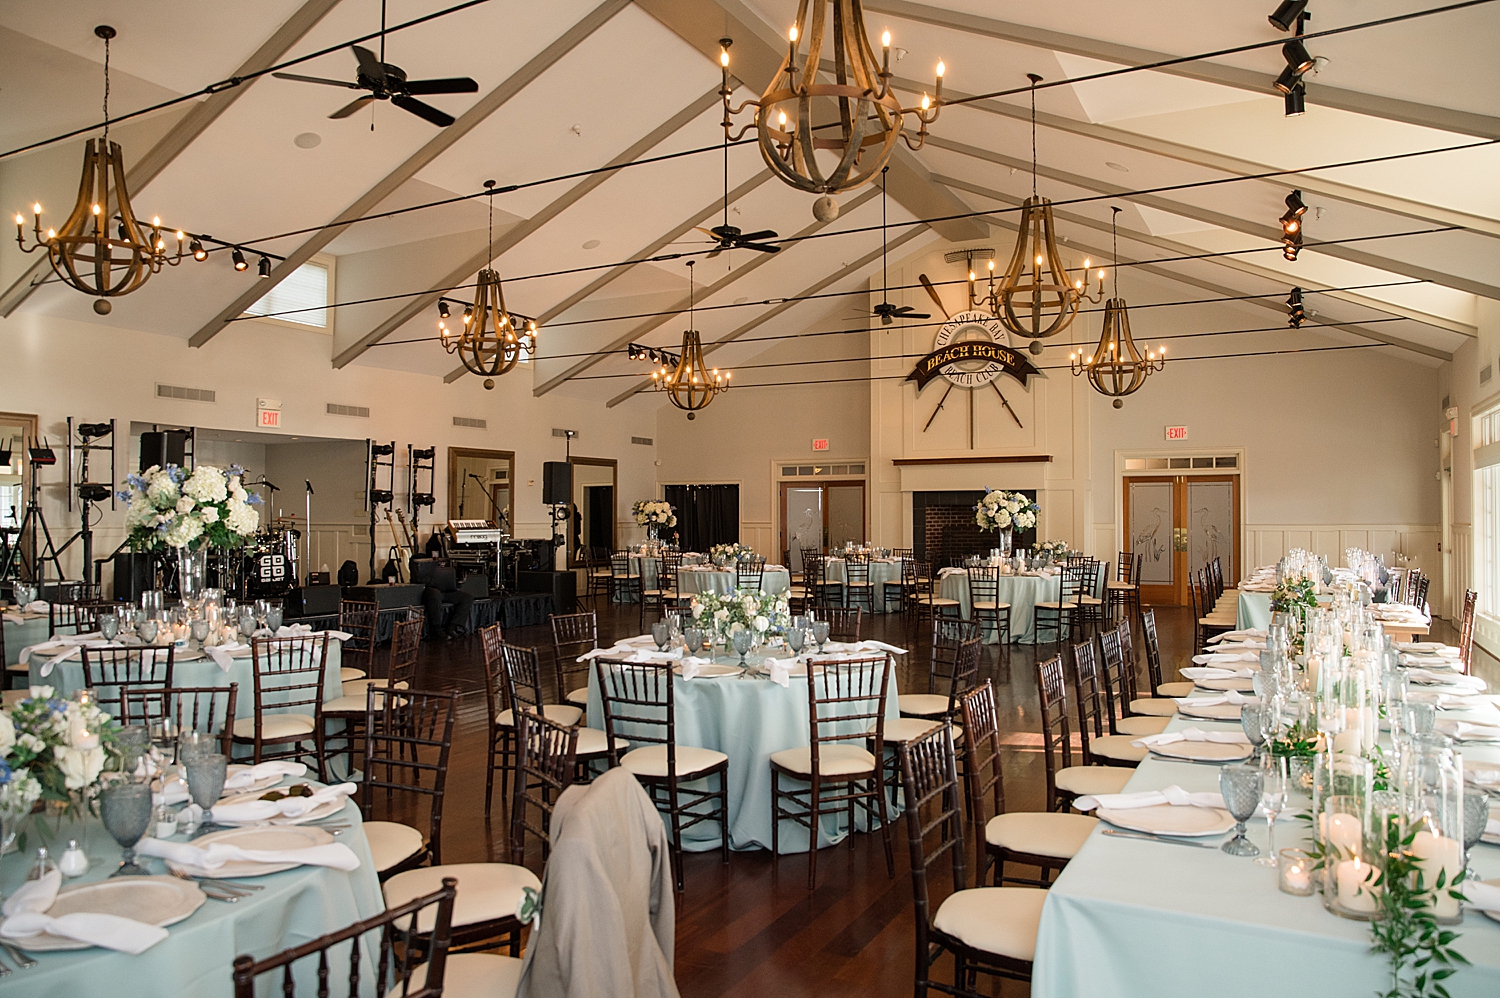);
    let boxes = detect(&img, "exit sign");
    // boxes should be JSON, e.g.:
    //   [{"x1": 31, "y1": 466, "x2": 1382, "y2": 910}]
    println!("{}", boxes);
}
[
  {"x1": 812, "y1": 438, "x2": 829, "y2": 451},
  {"x1": 1165, "y1": 425, "x2": 1189, "y2": 441},
  {"x1": 258, "y1": 398, "x2": 282, "y2": 429}
]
